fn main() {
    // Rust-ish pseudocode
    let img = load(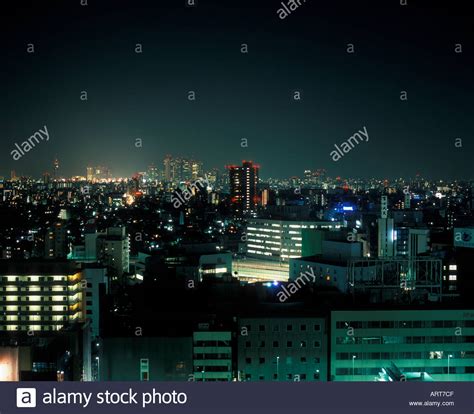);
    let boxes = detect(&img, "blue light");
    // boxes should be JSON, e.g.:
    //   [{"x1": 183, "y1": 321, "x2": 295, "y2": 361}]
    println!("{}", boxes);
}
[
  {"x1": 273, "y1": 281, "x2": 279, "y2": 286},
  {"x1": 342, "y1": 206, "x2": 354, "y2": 211}
]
